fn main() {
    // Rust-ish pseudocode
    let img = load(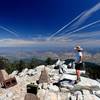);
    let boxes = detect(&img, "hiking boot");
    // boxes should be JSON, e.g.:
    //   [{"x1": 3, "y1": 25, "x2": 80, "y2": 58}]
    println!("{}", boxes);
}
[
  {"x1": 74, "y1": 80, "x2": 80, "y2": 84},
  {"x1": 74, "y1": 78, "x2": 81, "y2": 84},
  {"x1": 78, "y1": 77, "x2": 81, "y2": 81},
  {"x1": 74, "y1": 80, "x2": 79, "y2": 84}
]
